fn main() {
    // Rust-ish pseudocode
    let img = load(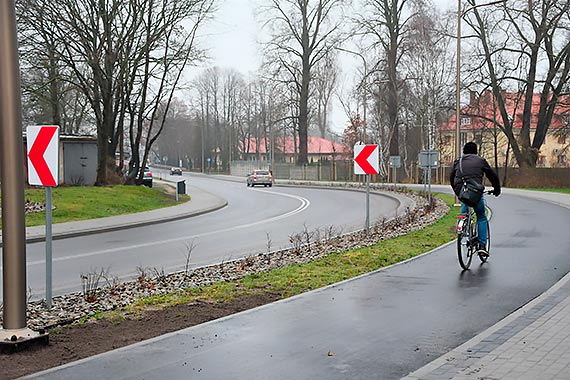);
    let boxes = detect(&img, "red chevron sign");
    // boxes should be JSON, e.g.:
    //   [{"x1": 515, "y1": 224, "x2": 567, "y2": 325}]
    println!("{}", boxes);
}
[
  {"x1": 27, "y1": 126, "x2": 59, "y2": 187},
  {"x1": 354, "y1": 144, "x2": 379, "y2": 175}
]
